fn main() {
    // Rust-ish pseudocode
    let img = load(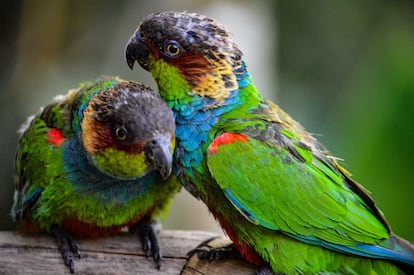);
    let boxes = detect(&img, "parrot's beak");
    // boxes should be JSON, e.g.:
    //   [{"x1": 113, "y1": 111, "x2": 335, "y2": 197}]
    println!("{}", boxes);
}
[
  {"x1": 125, "y1": 31, "x2": 150, "y2": 71},
  {"x1": 144, "y1": 135, "x2": 173, "y2": 179}
]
